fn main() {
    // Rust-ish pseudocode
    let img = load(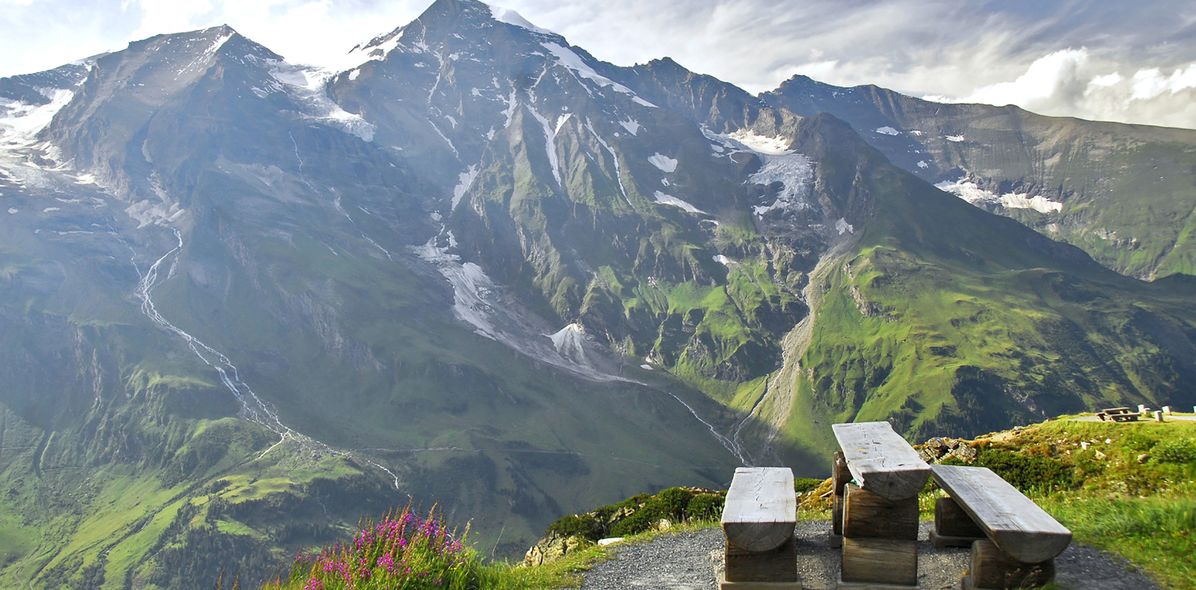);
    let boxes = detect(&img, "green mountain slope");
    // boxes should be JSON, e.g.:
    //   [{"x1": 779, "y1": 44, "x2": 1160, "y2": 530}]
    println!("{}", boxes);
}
[{"x1": 742, "y1": 116, "x2": 1196, "y2": 460}]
